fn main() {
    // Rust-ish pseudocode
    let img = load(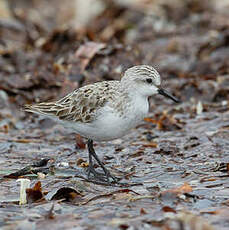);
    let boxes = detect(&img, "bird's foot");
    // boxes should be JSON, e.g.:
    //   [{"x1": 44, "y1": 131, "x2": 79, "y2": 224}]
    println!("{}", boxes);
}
[
  {"x1": 87, "y1": 164, "x2": 104, "y2": 179},
  {"x1": 102, "y1": 167, "x2": 118, "y2": 183},
  {"x1": 87, "y1": 139, "x2": 119, "y2": 184},
  {"x1": 87, "y1": 164, "x2": 118, "y2": 184}
]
